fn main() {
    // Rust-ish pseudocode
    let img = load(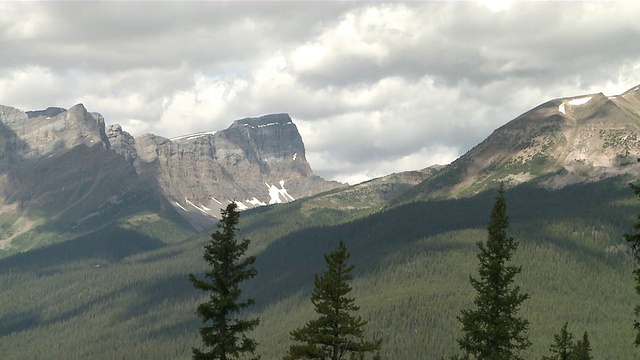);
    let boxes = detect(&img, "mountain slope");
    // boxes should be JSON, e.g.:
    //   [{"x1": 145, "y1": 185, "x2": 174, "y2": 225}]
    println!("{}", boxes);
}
[
  {"x1": 0, "y1": 104, "x2": 190, "y2": 255},
  {"x1": 0, "y1": 177, "x2": 636, "y2": 359},
  {"x1": 397, "y1": 85, "x2": 640, "y2": 202},
  {"x1": 2, "y1": 85, "x2": 640, "y2": 359},
  {"x1": 123, "y1": 114, "x2": 344, "y2": 230},
  {"x1": 0, "y1": 106, "x2": 340, "y2": 254}
]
